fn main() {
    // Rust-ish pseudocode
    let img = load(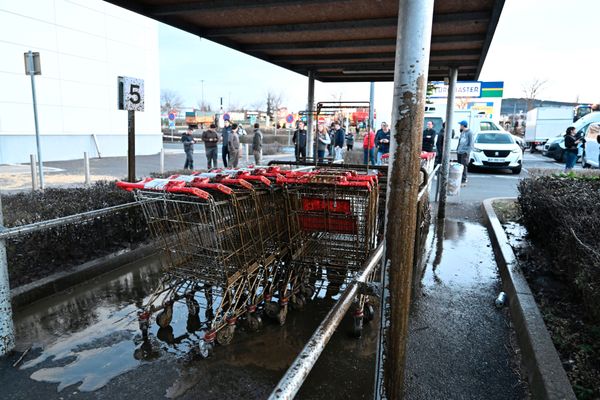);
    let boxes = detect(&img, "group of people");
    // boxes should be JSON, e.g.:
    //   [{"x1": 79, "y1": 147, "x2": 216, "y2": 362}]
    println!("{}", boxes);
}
[
  {"x1": 181, "y1": 120, "x2": 264, "y2": 170},
  {"x1": 293, "y1": 121, "x2": 350, "y2": 163}
]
